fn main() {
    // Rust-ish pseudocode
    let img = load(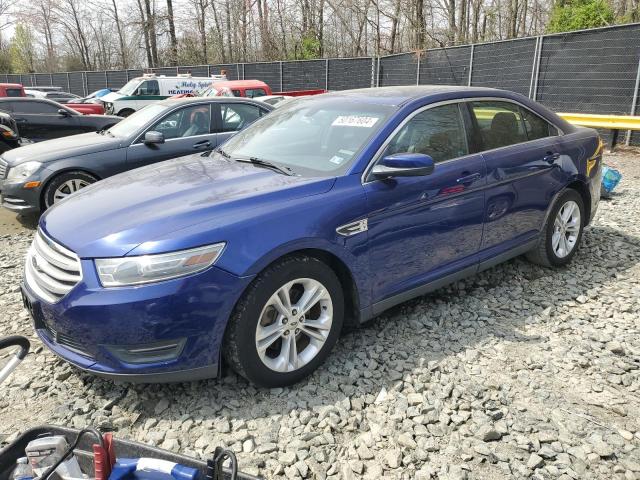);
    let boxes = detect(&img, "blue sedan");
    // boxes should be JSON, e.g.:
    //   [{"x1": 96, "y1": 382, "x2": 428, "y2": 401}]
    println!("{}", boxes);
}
[{"x1": 21, "y1": 86, "x2": 603, "y2": 387}]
